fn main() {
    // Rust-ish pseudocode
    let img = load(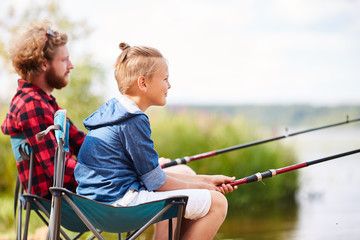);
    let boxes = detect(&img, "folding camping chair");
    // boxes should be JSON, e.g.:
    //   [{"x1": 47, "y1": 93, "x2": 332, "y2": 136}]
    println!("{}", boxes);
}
[
  {"x1": 11, "y1": 133, "x2": 41, "y2": 240},
  {"x1": 39, "y1": 109, "x2": 188, "y2": 240},
  {"x1": 11, "y1": 133, "x2": 89, "y2": 240}
]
